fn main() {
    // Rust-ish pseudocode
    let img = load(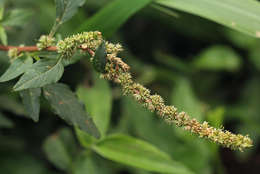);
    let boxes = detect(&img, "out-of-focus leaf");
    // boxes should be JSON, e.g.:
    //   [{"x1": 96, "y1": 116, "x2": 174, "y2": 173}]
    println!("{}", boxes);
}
[
  {"x1": 171, "y1": 77, "x2": 203, "y2": 121},
  {"x1": 43, "y1": 128, "x2": 74, "y2": 171},
  {"x1": 0, "y1": 95, "x2": 26, "y2": 115},
  {"x1": 92, "y1": 41, "x2": 107, "y2": 73},
  {"x1": 224, "y1": 29, "x2": 259, "y2": 49},
  {"x1": 0, "y1": 1, "x2": 4, "y2": 20},
  {"x1": 77, "y1": 73, "x2": 112, "y2": 137},
  {"x1": 2, "y1": 9, "x2": 32, "y2": 27},
  {"x1": 155, "y1": 0, "x2": 260, "y2": 38},
  {"x1": 13, "y1": 58, "x2": 64, "y2": 91},
  {"x1": 193, "y1": 45, "x2": 242, "y2": 72},
  {"x1": 75, "y1": 127, "x2": 96, "y2": 148},
  {"x1": 249, "y1": 46, "x2": 260, "y2": 71},
  {"x1": 50, "y1": 0, "x2": 86, "y2": 35},
  {"x1": 0, "y1": 112, "x2": 13, "y2": 128},
  {"x1": 77, "y1": 0, "x2": 153, "y2": 37},
  {"x1": 0, "y1": 152, "x2": 53, "y2": 174},
  {"x1": 0, "y1": 25, "x2": 7, "y2": 45},
  {"x1": 93, "y1": 134, "x2": 194, "y2": 174},
  {"x1": 207, "y1": 107, "x2": 225, "y2": 128},
  {"x1": 73, "y1": 153, "x2": 98, "y2": 174},
  {"x1": 155, "y1": 52, "x2": 191, "y2": 73},
  {"x1": 151, "y1": 4, "x2": 179, "y2": 18},
  {"x1": 0, "y1": 56, "x2": 33, "y2": 82},
  {"x1": 120, "y1": 97, "x2": 211, "y2": 173},
  {"x1": 43, "y1": 83, "x2": 100, "y2": 138},
  {"x1": 20, "y1": 88, "x2": 41, "y2": 122}
]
